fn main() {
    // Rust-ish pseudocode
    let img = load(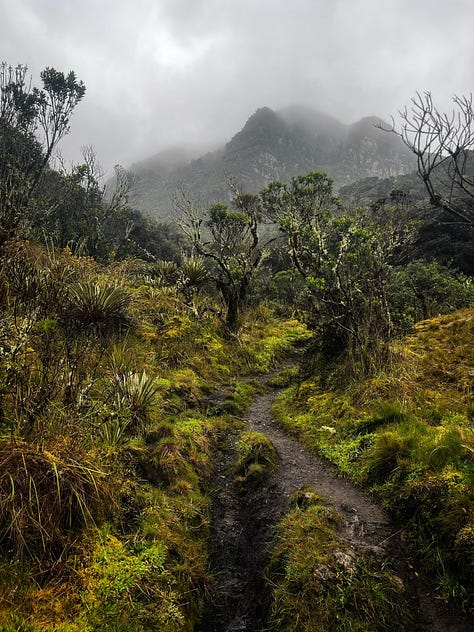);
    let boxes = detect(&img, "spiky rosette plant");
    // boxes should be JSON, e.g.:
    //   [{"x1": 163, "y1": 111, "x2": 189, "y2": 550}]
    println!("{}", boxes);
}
[
  {"x1": 180, "y1": 255, "x2": 208, "y2": 288},
  {"x1": 68, "y1": 281, "x2": 131, "y2": 334},
  {"x1": 152, "y1": 260, "x2": 179, "y2": 286},
  {"x1": 114, "y1": 370, "x2": 159, "y2": 431}
]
